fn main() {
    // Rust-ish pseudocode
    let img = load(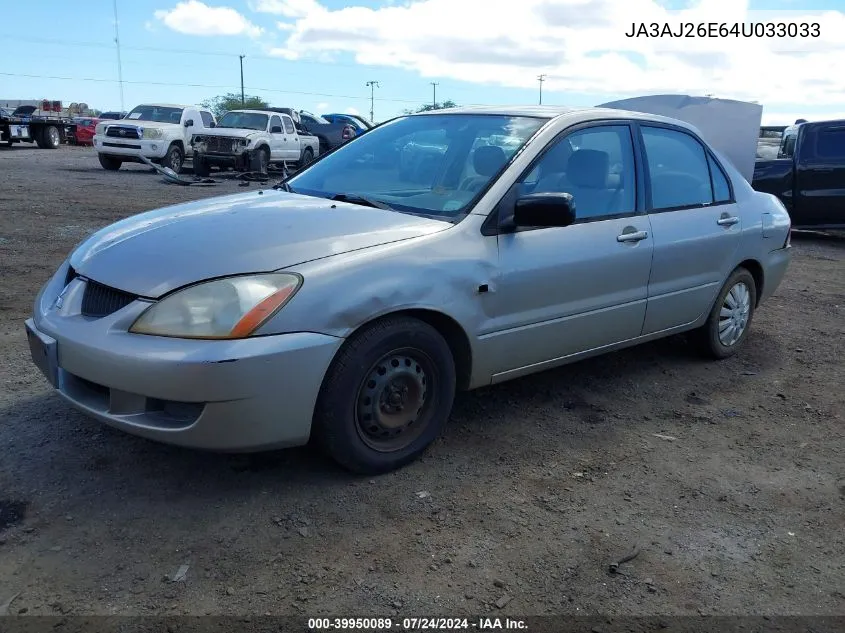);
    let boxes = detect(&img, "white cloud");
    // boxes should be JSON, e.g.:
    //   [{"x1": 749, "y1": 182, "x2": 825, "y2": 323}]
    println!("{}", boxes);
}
[
  {"x1": 316, "y1": 102, "x2": 329, "y2": 110},
  {"x1": 154, "y1": 1, "x2": 263, "y2": 37},
  {"x1": 762, "y1": 111, "x2": 845, "y2": 126},
  {"x1": 263, "y1": 0, "x2": 845, "y2": 110},
  {"x1": 344, "y1": 106, "x2": 361, "y2": 116}
]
